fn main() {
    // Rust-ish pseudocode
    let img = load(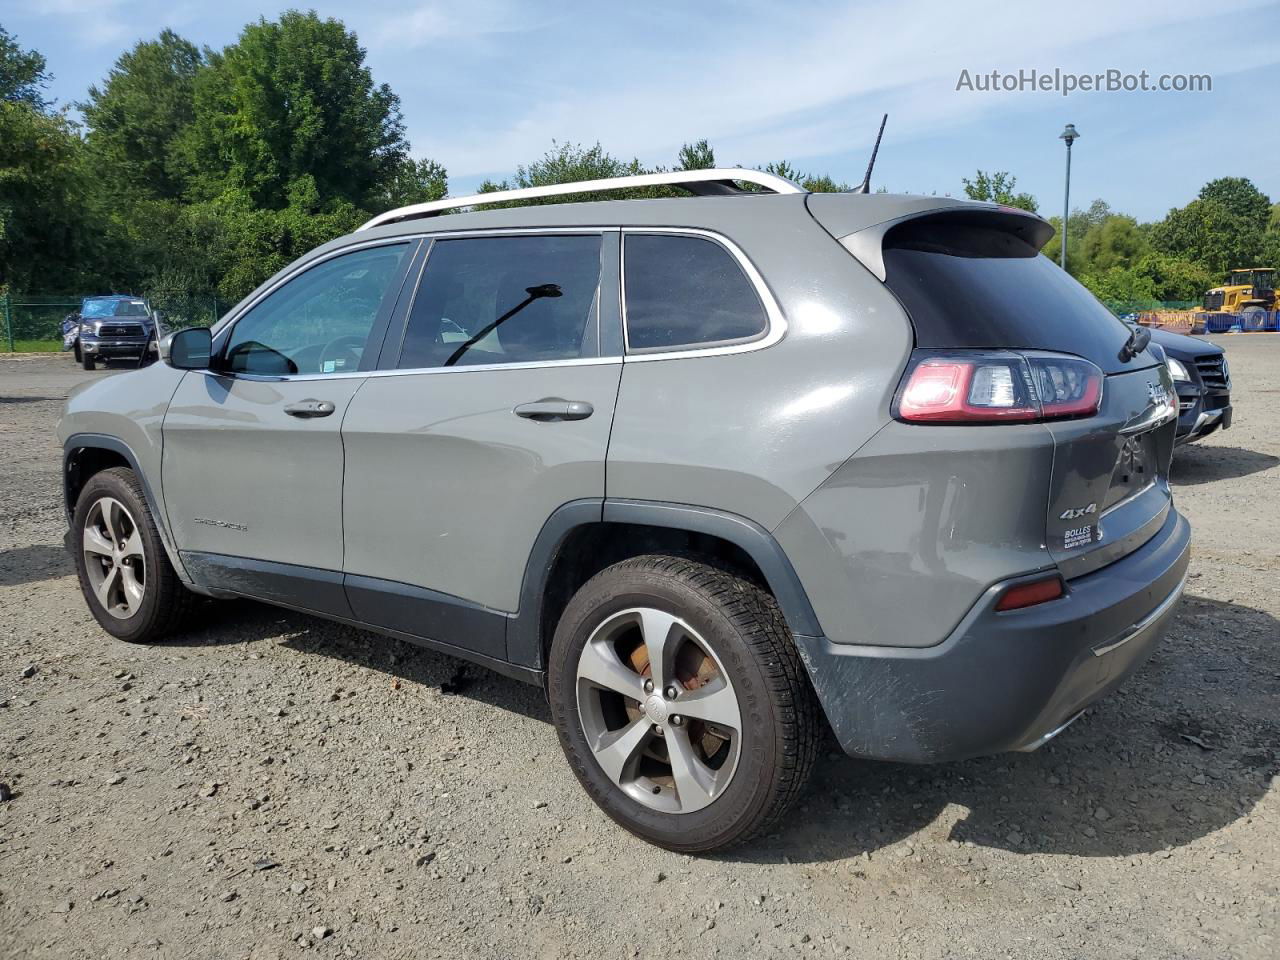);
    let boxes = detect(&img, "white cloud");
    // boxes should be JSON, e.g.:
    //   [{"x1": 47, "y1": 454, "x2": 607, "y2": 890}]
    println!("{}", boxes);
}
[{"x1": 403, "y1": 0, "x2": 1279, "y2": 178}]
